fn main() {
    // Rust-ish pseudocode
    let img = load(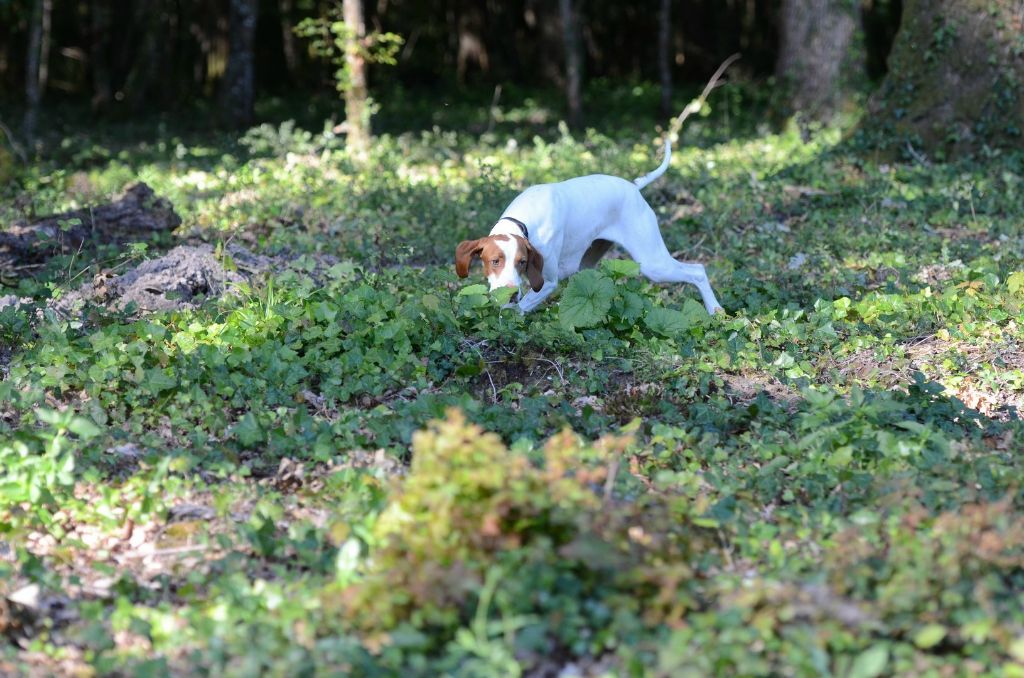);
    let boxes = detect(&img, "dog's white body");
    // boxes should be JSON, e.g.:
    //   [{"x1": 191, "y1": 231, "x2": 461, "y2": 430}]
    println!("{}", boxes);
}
[{"x1": 486, "y1": 140, "x2": 722, "y2": 314}]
